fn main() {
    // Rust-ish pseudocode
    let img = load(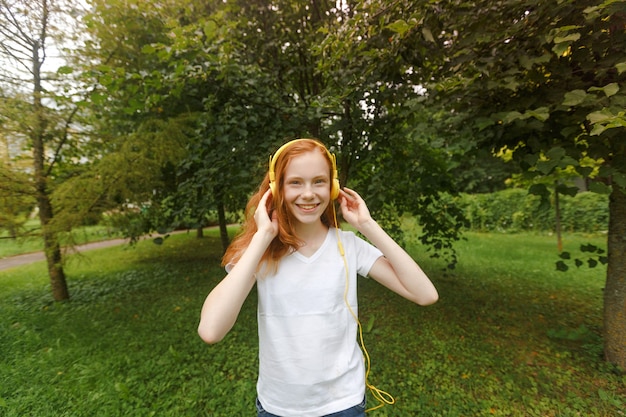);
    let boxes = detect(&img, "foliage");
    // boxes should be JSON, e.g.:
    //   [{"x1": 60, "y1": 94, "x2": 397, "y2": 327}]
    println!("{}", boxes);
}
[
  {"x1": 82, "y1": 0, "x2": 299, "y2": 250},
  {"x1": 0, "y1": 165, "x2": 35, "y2": 238},
  {"x1": 50, "y1": 116, "x2": 192, "y2": 242},
  {"x1": 458, "y1": 189, "x2": 609, "y2": 233},
  {"x1": 1, "y1": 230, "x2": 624, "y2": 416},
  {"x1": 353, "y1": 0, "x2": 626, "y2": 369},
  {"x1": 81, "y1": 0, "x2": 473, "y2": 259}
]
